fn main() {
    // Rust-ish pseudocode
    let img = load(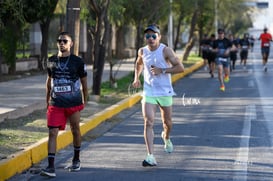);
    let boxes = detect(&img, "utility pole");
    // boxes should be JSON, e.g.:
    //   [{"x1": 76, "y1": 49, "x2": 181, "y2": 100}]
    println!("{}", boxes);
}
[{"x1": 66, "y1": 0, "x2": 80, "y2": 56}]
